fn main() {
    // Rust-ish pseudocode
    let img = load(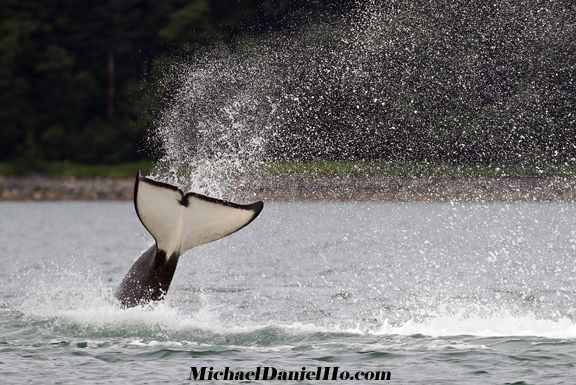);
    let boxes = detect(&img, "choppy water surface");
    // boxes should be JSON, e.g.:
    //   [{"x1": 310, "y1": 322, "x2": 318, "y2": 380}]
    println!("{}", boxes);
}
[{"x1": 1, "y1": 201, "x2": 576, "y2": 384}]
